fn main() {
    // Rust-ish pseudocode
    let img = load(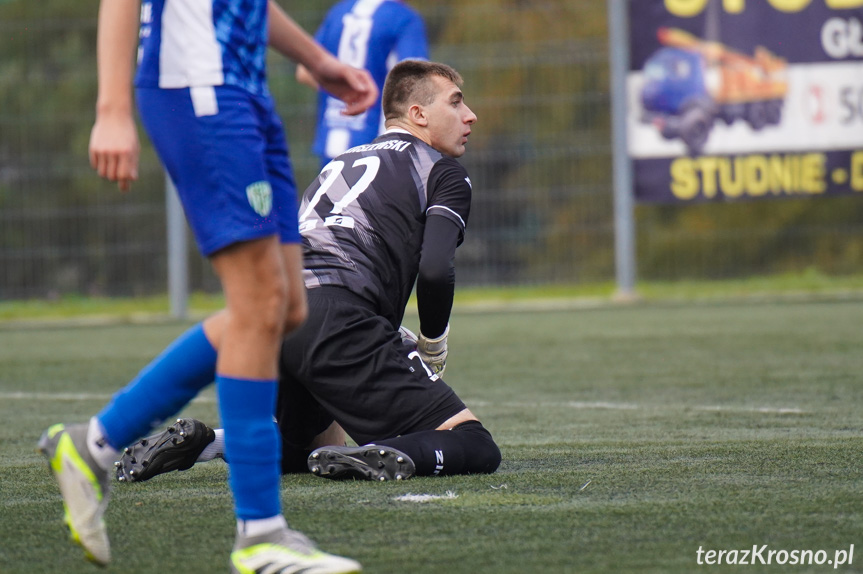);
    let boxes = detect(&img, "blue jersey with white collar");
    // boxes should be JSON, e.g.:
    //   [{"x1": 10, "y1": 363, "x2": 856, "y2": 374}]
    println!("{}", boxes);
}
[
  {"x1": 135, "y1": 0, "x2": 269, "y2": 96},
  {"x1": 312, "y1": 0, "x2": 428, "y2": 161}
]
